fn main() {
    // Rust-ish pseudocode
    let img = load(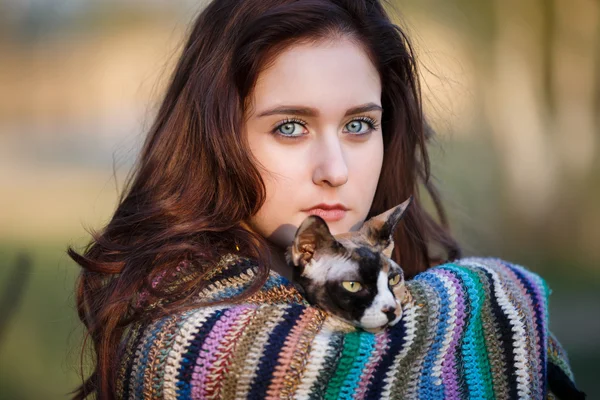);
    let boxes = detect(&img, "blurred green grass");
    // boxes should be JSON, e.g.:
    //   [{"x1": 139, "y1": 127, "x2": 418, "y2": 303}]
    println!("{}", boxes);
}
[{"x1": 0, "y1": 241, "x2": 86, "y2": 400}]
